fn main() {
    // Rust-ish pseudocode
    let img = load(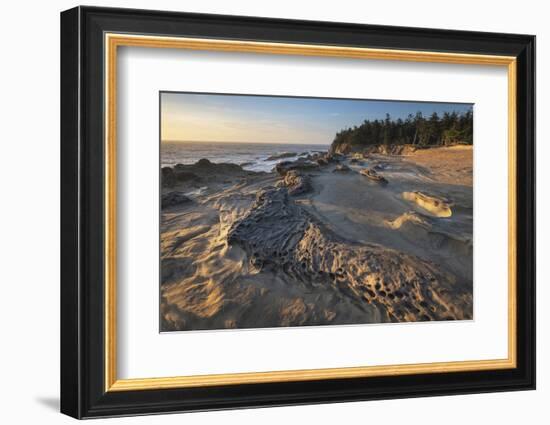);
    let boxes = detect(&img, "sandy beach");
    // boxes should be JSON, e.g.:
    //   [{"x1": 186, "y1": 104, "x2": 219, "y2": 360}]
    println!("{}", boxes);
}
[{"x1": 159, "y1": 145, "x2": 473, "y2": 331}]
